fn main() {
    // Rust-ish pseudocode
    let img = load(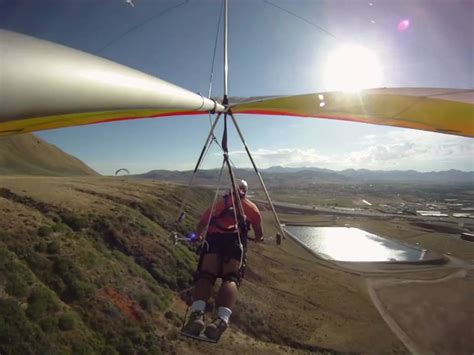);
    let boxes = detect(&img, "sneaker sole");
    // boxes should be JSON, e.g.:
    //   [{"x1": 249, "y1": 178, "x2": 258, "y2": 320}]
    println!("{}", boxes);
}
[
  {"x1": 204, "y1": 327, "x2": 225, "y2": 342},
  {"x1": 181, "y1": 321, "x2": 204, "y2": 336}
]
